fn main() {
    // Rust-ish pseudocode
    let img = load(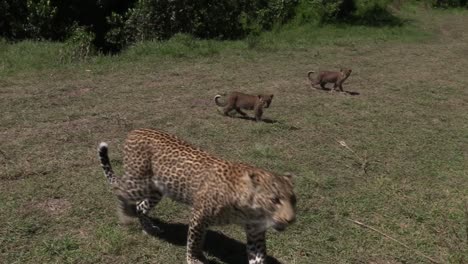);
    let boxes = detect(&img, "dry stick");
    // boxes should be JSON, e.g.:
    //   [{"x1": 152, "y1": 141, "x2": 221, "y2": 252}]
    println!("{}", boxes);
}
[
  {"x1": 346, "y1": 218, "x2": 442, "y2": 264},
  {"x1": 0, "y1": 149, "x2": 8, "y2": 160},
  {"x1": 336, "y1": 139, "x2": 369, "y2": 175},
  {"x1": 0, "y1": 149, "x2": 13, "y2": 165}
]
